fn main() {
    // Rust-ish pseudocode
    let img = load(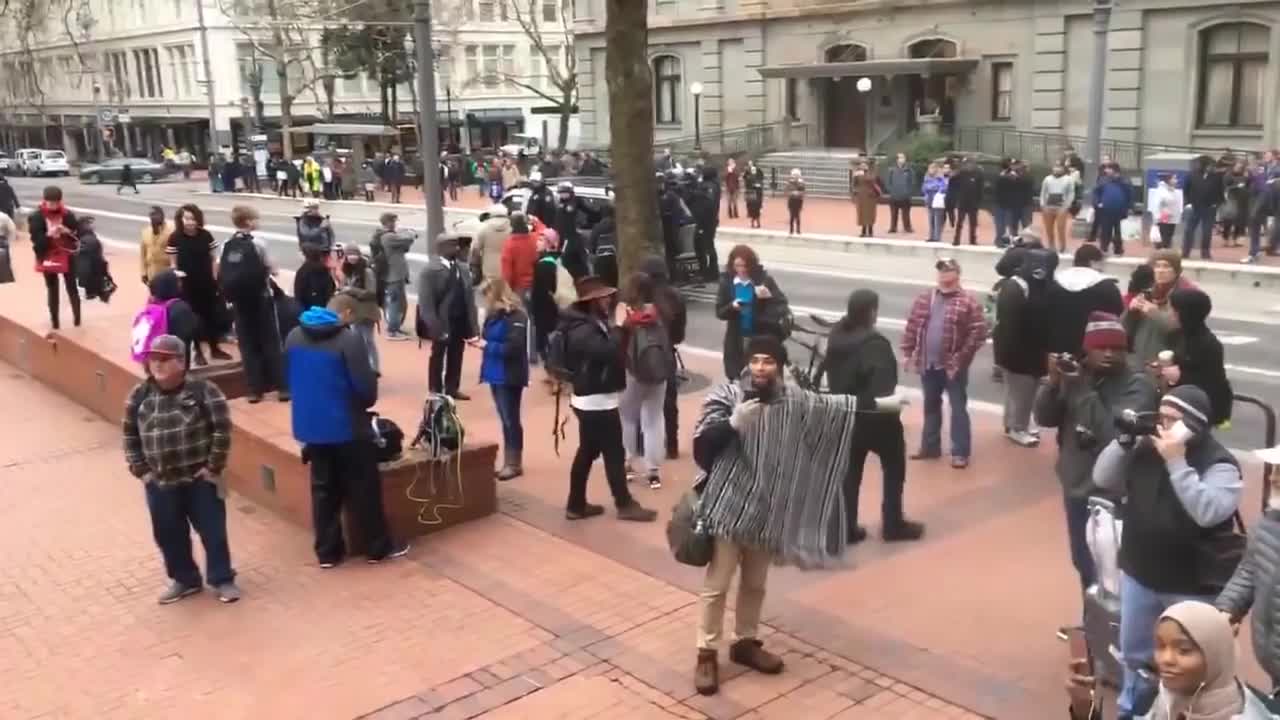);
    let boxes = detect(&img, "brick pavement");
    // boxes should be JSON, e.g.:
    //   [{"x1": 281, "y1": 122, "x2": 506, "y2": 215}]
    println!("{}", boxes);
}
[{"x1": 3, "y1": 244, "x2": 1267, "y2": 718}]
